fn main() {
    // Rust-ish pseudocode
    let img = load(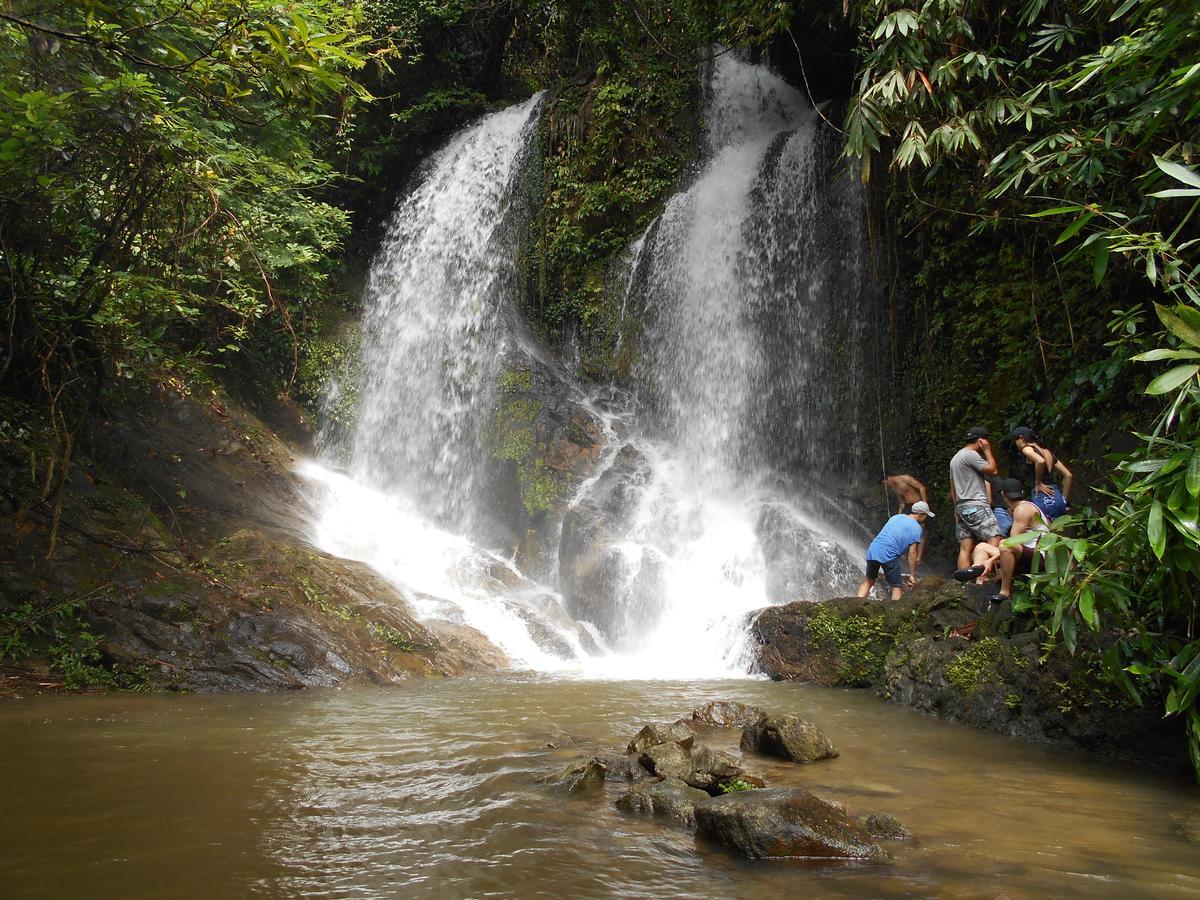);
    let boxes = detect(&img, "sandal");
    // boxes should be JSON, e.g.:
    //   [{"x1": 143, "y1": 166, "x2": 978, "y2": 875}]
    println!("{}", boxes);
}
[{"x1": 953, "y1": 566, "x2": 985, "y2": 582}]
